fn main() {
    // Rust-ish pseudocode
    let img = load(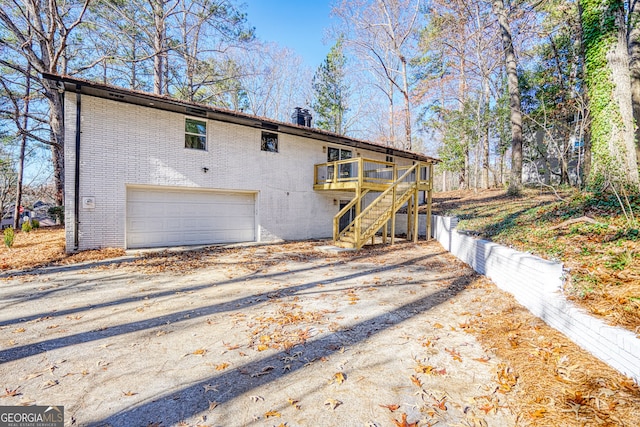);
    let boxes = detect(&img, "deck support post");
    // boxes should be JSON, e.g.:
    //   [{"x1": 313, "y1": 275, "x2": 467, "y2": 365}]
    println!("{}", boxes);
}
[
  {"x1": 413, "y1": 185, "x2": 419, "y2": 243},
  {"x1": 426, "y1": 164, "x2": 433, "y2": 241}
]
